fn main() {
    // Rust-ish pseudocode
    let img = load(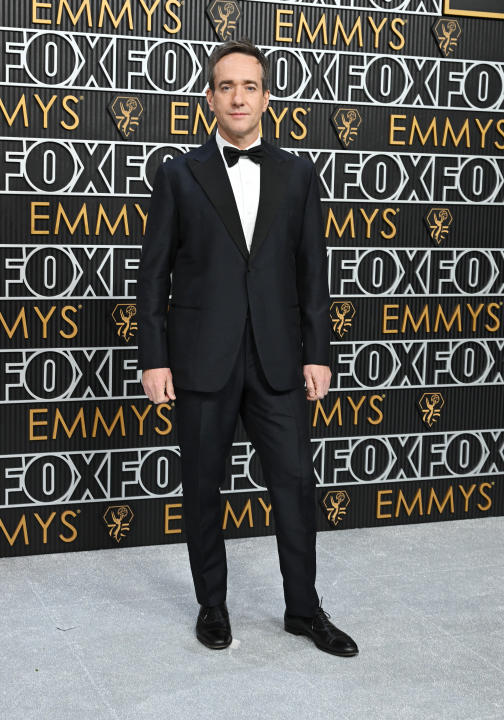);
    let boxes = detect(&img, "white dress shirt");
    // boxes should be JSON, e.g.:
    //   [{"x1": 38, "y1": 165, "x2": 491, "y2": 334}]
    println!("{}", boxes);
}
[{"x1": 215, "y1": 128, "x2": 261, "y2": 252}]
